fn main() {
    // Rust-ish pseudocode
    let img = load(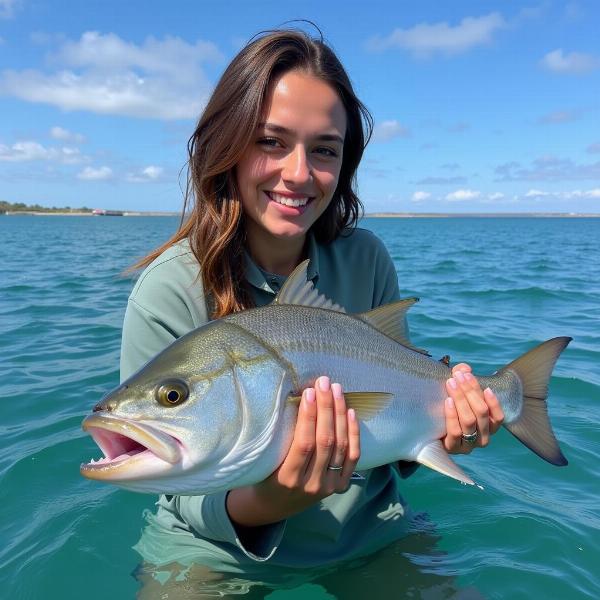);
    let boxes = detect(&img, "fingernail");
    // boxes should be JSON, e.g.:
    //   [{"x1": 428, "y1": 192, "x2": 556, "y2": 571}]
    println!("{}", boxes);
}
[
  {"x1": 319, "y1": 376, "x2": 331, "y2": 392},
  {"x1": 464, "y1": 372, "x2": 474, "y2": 382},
  {"x1": 445, "y1": 397, "x2": 454, "y2": 409},
  {"x1": 348, "y1": 408, "x2": 356, "y2": 421},
  {"x1": 484, "y1": 387, "x2": 493, "y2": 397},
  {"x1": 331, "y1": 382, "x2": 342, "y2": 399},
  {"x1": 455, "y1": 371, "x2": 465, "y2": 383},
  {"x1": 447, "y1": 377, "x2": 458, "y2": 389},
  {"x1": 304, "y1": 388, "x2": 315, "y2": 404}
]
